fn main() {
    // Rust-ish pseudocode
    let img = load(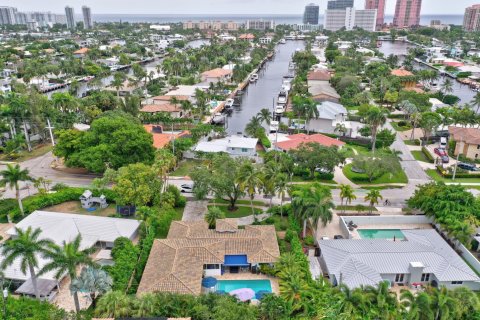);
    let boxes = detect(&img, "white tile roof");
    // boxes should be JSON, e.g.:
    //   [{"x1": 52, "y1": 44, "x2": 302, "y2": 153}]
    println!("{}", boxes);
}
[
  {"x1": 320, "y1": 229, "x2": 480, "y2": 288},
  {"x1": 193, "y1": 136, "x2": 258, "y2": 153},
  {"x1": 316, "y1": 101, "x2": 347, "y2": 120}
]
